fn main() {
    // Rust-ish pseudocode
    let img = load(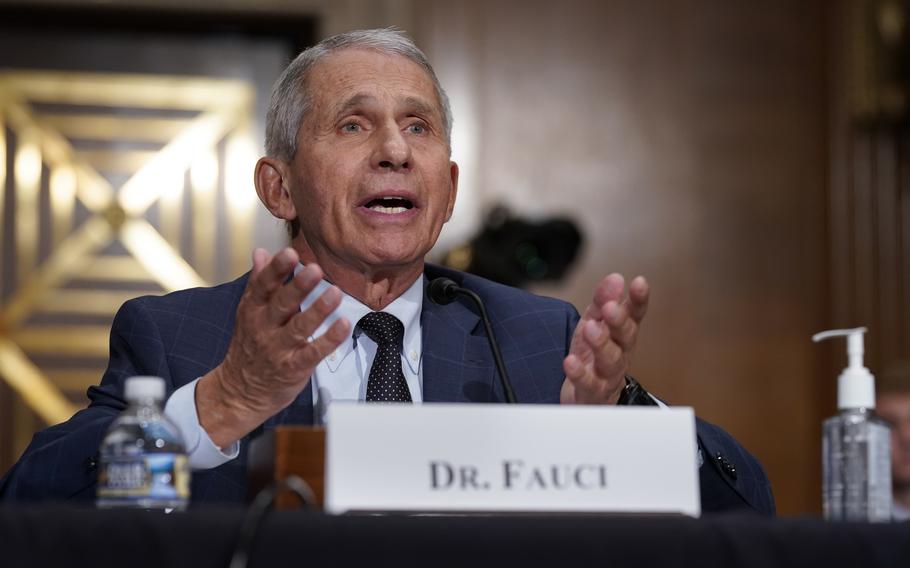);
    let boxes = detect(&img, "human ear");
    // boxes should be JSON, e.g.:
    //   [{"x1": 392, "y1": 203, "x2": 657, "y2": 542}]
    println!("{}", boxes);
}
[
  {"x1": 444, "y1": 161, "x2": 459, "y2": 222},
  {"x1": 254, "y1": 157, "x2": 297, "y2": 222}
]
